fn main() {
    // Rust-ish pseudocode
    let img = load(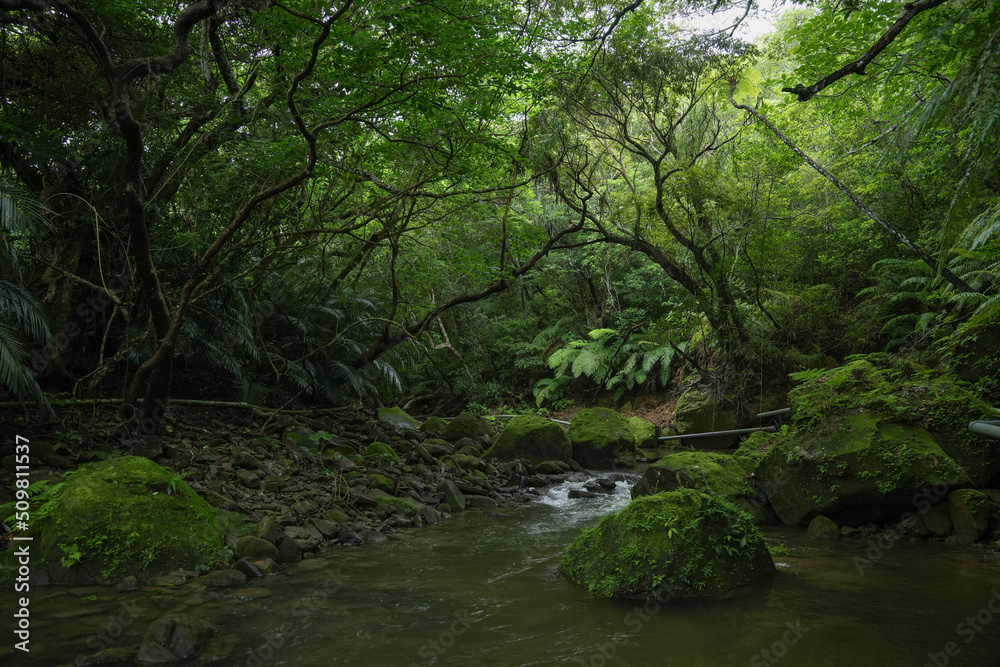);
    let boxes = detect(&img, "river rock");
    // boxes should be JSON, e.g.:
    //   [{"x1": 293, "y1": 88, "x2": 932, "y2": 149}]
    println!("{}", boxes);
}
[
  {"x1": 324, "y1": 508, "x2": 350, "y2": 525},
  {"x1": 560, "y1": 489, "x2": 774, "y2": 600},
  {"x1": 202, "y1": 569, "x2": 247, "y2": 587},
  {"x1": 377, "y1": 406, "x2": 422, "y2": 431},
  {"x1": 485, "y1": 415, "x2": 572, "y2": 465},
  {"x1": 442, "y1": 412, "x2": 494, "y2": 443},
  {"x1": 923, "y1": 503, "x2": 953, "y2": 536},
  {"x1": 253, "y1": 518, "x2": 285, "y2": 545},
  {"x1": 420, "y1": 415, "x2": 448, "y2": 436},
  {"x1": 807, "y1": 515, "x2": 839, "y2": 539},
  {"x1": 137, "y1": 613, "x2": 214, "y2": 663},
  {"x1": 628, "y1": 416, "x2": 659, "y2": 449},
  {"x1": 673, "y1": 387, "x2": 739, "y2": 448},
  {"x1": 568, "y1": 408, "x2": 638, "y2": 469},
  {"x1": 276, "y1": 536, "x2": 303, "y2": 563},
  {"x1": 440, "y1": 479, "x2": 467, "y2": 511},
  {"x1": 631, "y1": 450, "x2": 774, "y2": 523},
  {"x1": 338, "y1": 525, "x2": 365, "y2": 546},
  {"x1": 949, "y1": 489, "x2": 994, "y2": 545},
  {"x1": 235, "y1": 536, "x2": 280, "y2": 561},
  {"x1": 27, "y1": 456, "x2": 228, "y2": 584},
  {"x1": 230, "y1": 451, "x2": 261, "y2": 470},
  {"x1": 236, "y1": 468, "x2": 260, "y2": 489},
  {"x1": 536, "y1": 460, "x2": 570, "y2": 474}
]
